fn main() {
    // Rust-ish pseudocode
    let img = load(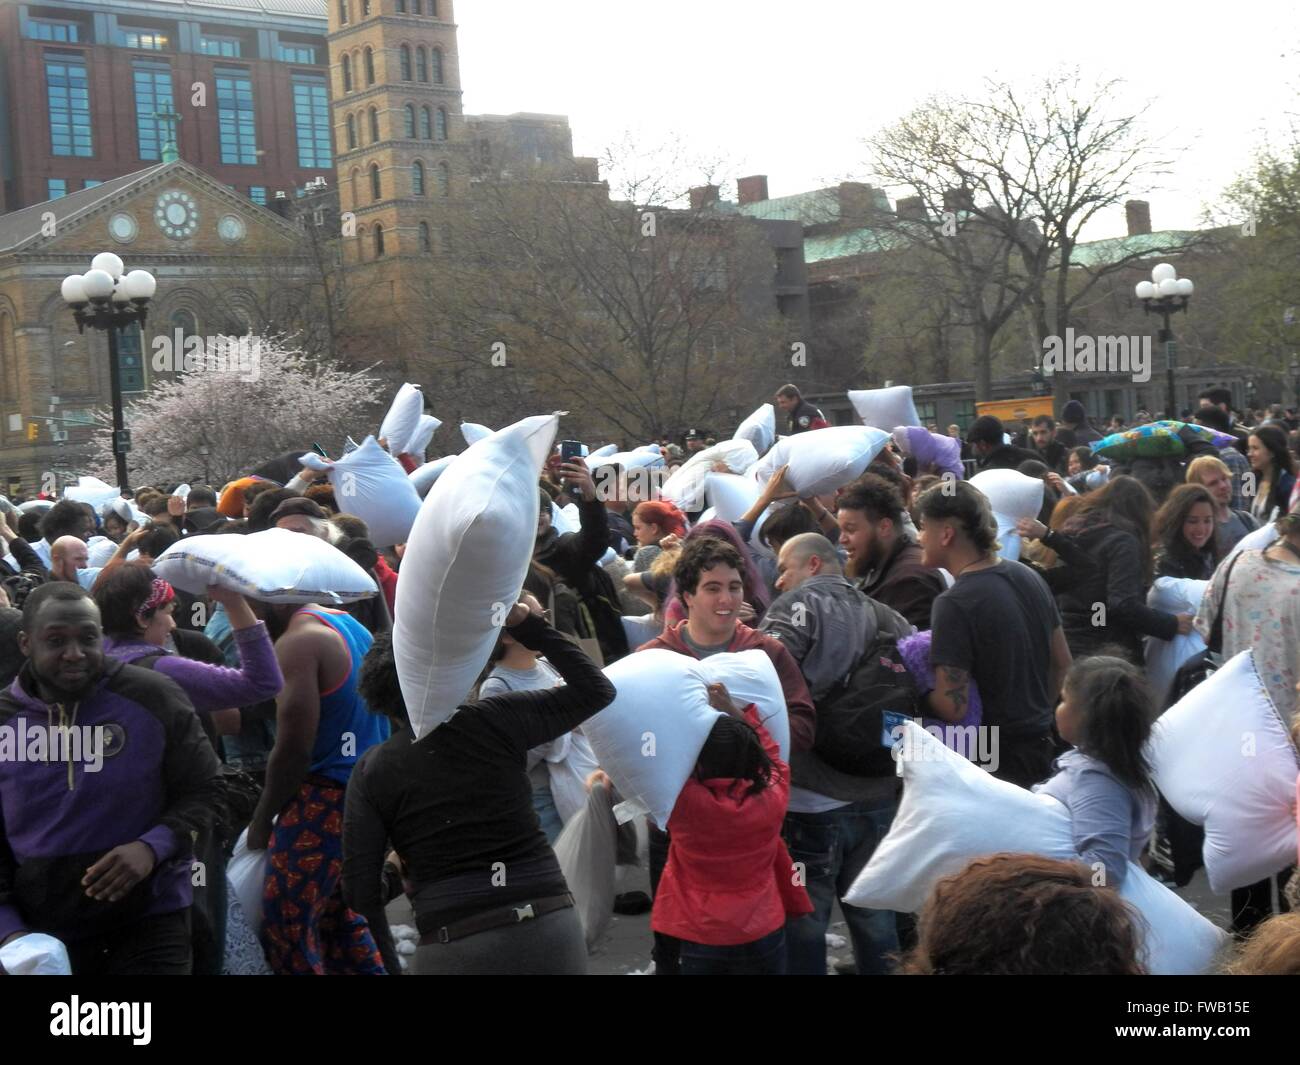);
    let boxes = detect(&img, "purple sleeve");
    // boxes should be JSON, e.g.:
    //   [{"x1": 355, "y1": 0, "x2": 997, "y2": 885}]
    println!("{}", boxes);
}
[
  {"x1": 0, "y1": 904, "x2": 26, "y2": 942},
  {"x1": 153, "y1": 622, "x2": 284, "y2": 712},
  {"x1": 138, "y1": 824, "x2": 179, "y2": 864}
]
